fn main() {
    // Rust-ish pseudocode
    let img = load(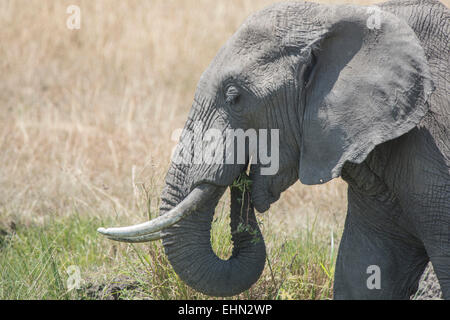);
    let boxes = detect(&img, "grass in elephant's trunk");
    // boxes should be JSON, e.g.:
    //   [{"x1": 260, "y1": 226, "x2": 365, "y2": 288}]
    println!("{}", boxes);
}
[{"x1": 231, "y1": 174, "x2": 263, "y2": 246}]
